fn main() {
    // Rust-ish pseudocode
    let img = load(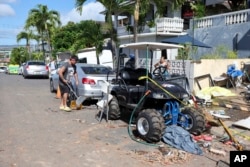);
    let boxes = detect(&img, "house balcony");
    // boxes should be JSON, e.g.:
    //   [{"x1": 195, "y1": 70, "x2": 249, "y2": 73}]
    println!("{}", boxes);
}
[
  {"x1": 192, "y1": 9, "x2": 250, "y2": 29},
  {"x1": 117, "y1": 17, "x2": 185, "y2": 37}
]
